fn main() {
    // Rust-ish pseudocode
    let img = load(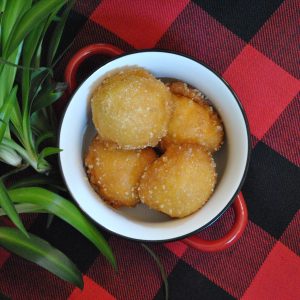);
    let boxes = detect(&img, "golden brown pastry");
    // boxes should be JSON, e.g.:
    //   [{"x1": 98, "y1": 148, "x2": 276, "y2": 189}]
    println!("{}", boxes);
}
[
  {"x1": 91, "y1": 68, "x2": 172, "y2": 149},
  {"x1": 85, "y1": 136, "x2": 157, "y2": 208},
  {"x1": 160, "y1": 82, "x2": 224, "y2": 152},
  {"x1": 138, "y1": 144, "x2": 217, "y2": 218}
]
